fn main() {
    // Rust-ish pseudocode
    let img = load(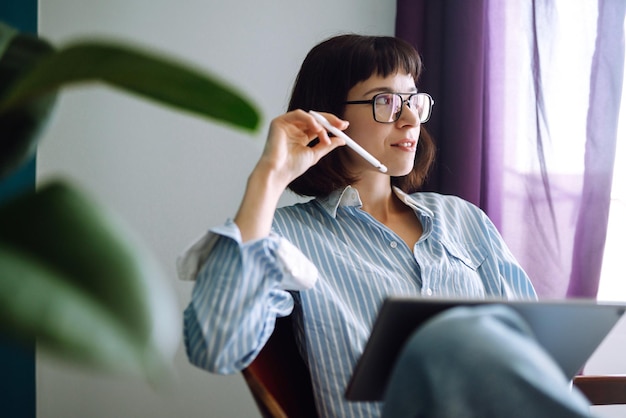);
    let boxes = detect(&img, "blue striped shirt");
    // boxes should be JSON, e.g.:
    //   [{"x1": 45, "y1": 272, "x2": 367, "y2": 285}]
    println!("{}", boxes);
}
[{"x1": 182, "y1": 186, "x2": 537, "y2": 417}]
